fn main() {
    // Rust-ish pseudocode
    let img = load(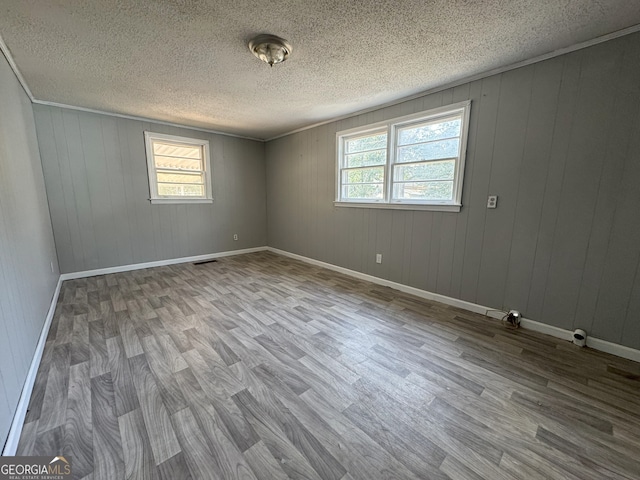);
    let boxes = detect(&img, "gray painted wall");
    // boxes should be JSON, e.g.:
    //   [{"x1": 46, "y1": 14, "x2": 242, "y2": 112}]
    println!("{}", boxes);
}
[
  {"x1": 266, "y1": 33, "x2": 640, "y2": 350},
  {"x1": 0, "y1": 53, "x2": 59, "y2": 445},
  {"x1": 33, "y1": 106, "x2": 267, "y2": 274}
]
